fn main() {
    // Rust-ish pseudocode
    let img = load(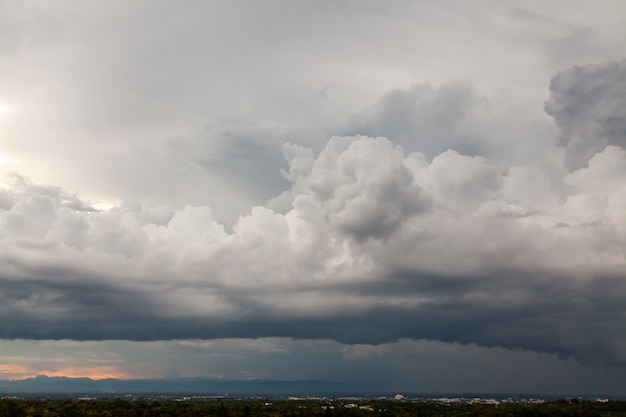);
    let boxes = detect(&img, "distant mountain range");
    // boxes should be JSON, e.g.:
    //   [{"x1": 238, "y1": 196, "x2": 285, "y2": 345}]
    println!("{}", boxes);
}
[
  {"x1": 0, "y1": 375, "x2": 383, "y2": 396},
  {"x1": 2, "y1": 376, "x2": 618, "y2": 400}
]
